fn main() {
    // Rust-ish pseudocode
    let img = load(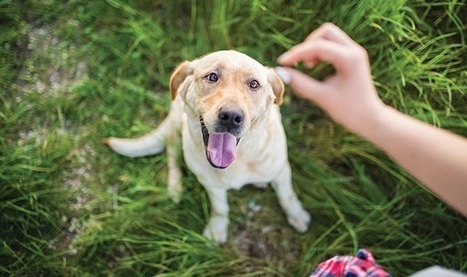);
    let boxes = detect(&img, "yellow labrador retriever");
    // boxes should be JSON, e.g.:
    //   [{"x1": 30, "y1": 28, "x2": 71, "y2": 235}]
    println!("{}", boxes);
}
[{"x1": 105, "y1": 50, "x2": 310, "y2": 244}]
